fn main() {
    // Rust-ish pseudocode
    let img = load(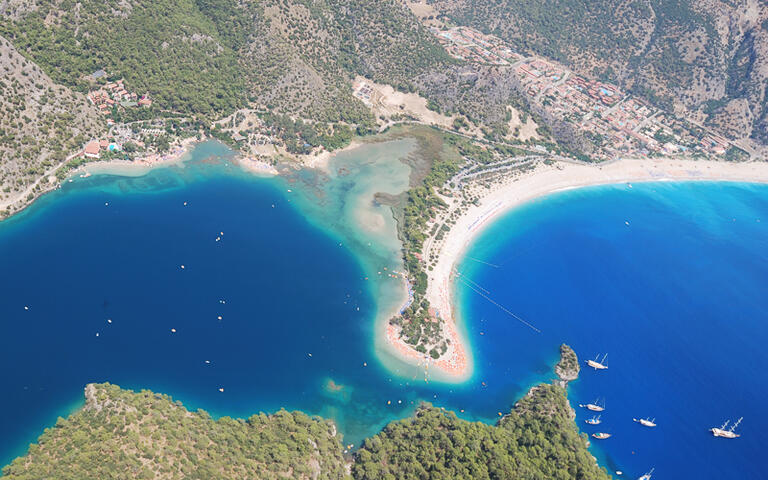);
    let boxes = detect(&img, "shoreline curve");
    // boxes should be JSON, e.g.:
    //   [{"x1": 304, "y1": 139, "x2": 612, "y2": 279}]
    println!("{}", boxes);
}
[{"x1": 419, "y1": 157, "x2": 768, "y2": 382}]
